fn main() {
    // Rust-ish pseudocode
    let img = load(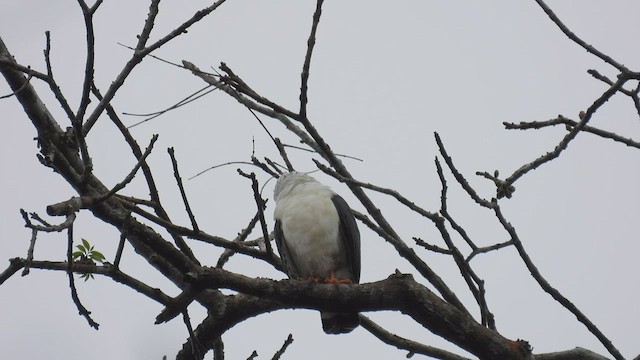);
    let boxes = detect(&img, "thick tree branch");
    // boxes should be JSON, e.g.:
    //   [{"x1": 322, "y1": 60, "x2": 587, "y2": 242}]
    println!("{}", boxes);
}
[{"x1": 187, "y1": 269, "x2": 531, "y2": 360}]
